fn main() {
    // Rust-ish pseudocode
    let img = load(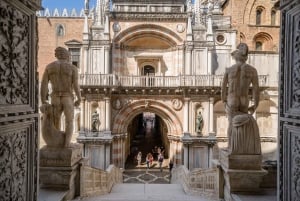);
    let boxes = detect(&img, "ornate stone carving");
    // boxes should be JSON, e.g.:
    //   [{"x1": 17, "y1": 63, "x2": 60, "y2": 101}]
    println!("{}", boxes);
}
[
  {"x1": 110, "y1": 13, "x2": 187, "y2": 21},
  {"x1": 0, "y1": 1, "x2": 29, "y2": 105},
  {"x1": 292, "y1": 135, "x2": 300, "y2": 199},
  {"x1": 172, "y1": 98, "x2": 183, "y2": 110},
  {"x1": 0, "y1": 129, "x2": 27, "y2": 201},
  {"x1": 176, "y1": 24, "x2": 185, "y2": 33},
  {"x1": 113, "y1": 22, "x2": 121, "y2": 32},
  {"x1": 112, "y1": 98, "x2": 122, "y2": 110},
  {"x1": 293, "y1": 15, "x2": 300, "y2": 108}
]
